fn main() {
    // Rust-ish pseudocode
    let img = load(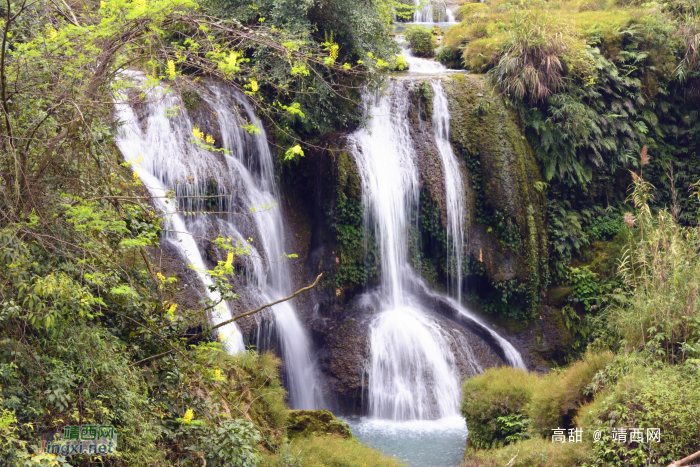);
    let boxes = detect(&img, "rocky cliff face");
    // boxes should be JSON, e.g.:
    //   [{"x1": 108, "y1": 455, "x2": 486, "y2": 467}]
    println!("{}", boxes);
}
[
  {"x1": 443, "y1": 74, "x2": 549, "y2": 318},
  {"x1": 160, "y1": 76, "x2": 559, "y2": 414},
  {"x1": 280, "y1": 77, "x2": 551, "y2": 413}
]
